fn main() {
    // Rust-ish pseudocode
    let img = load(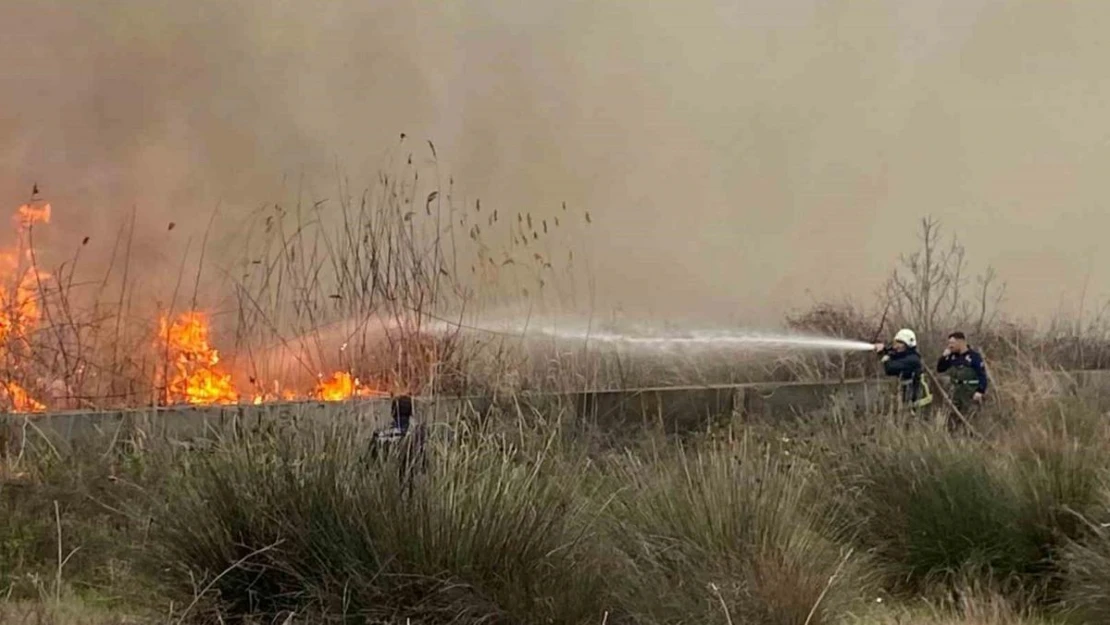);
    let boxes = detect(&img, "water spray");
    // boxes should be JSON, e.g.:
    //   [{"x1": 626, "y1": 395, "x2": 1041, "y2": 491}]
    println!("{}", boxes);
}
[
  {"x1": 255, "y1": 310, "x2": 878, "y2": 391},
  {"x1": 421, "y1": 313, "x2": 877, "y2": 354}
]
